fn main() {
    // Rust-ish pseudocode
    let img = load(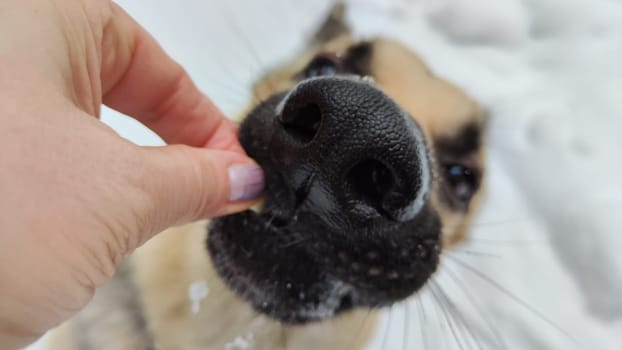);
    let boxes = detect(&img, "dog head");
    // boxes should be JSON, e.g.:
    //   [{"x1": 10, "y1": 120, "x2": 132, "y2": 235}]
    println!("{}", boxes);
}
[{"x1": 208, "y1": 4, "x2": 485, "y2": 324}]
